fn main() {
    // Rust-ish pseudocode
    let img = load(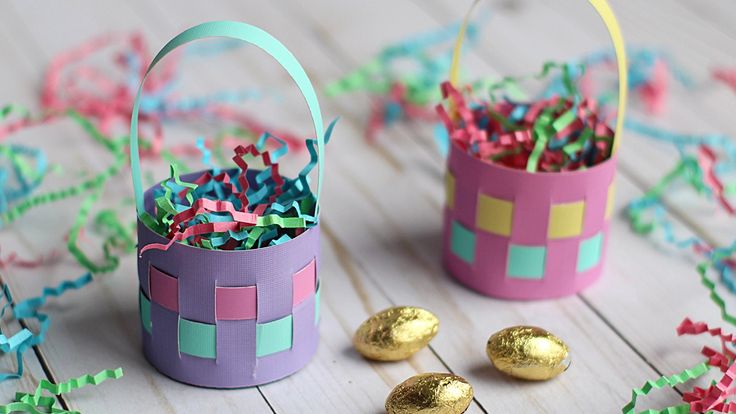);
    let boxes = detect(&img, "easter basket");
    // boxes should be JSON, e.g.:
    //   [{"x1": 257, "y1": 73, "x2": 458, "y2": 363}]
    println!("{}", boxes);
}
[
  {"x1": 130, "y1": 21, "x2": 331, "y2": 388},
  {"x1": 440, "y1": 0, "x2": 628, "y2": 300}
]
